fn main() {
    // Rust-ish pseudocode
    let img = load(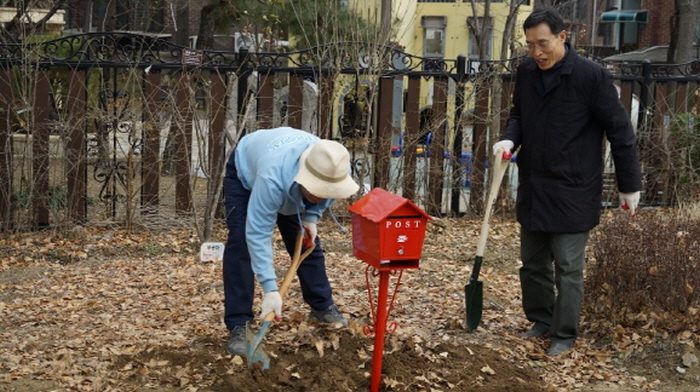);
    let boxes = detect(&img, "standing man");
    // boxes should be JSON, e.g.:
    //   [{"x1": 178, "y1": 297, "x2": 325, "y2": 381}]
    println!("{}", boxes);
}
[
  {"x1": 223, "y1": 127, "x2": 359, "y2": 355},
  {"x1": 493, "y1": 8, "x2": 642, "y2": 357}
]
